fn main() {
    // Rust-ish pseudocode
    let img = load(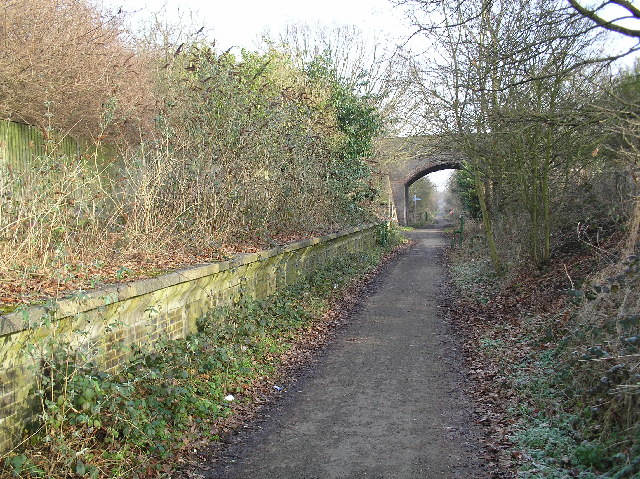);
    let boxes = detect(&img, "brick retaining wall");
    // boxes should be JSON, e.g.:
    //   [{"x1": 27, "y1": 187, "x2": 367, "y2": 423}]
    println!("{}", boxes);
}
[{"x1": 0, "y1": 224, "x2": 379, "y2": 453}]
